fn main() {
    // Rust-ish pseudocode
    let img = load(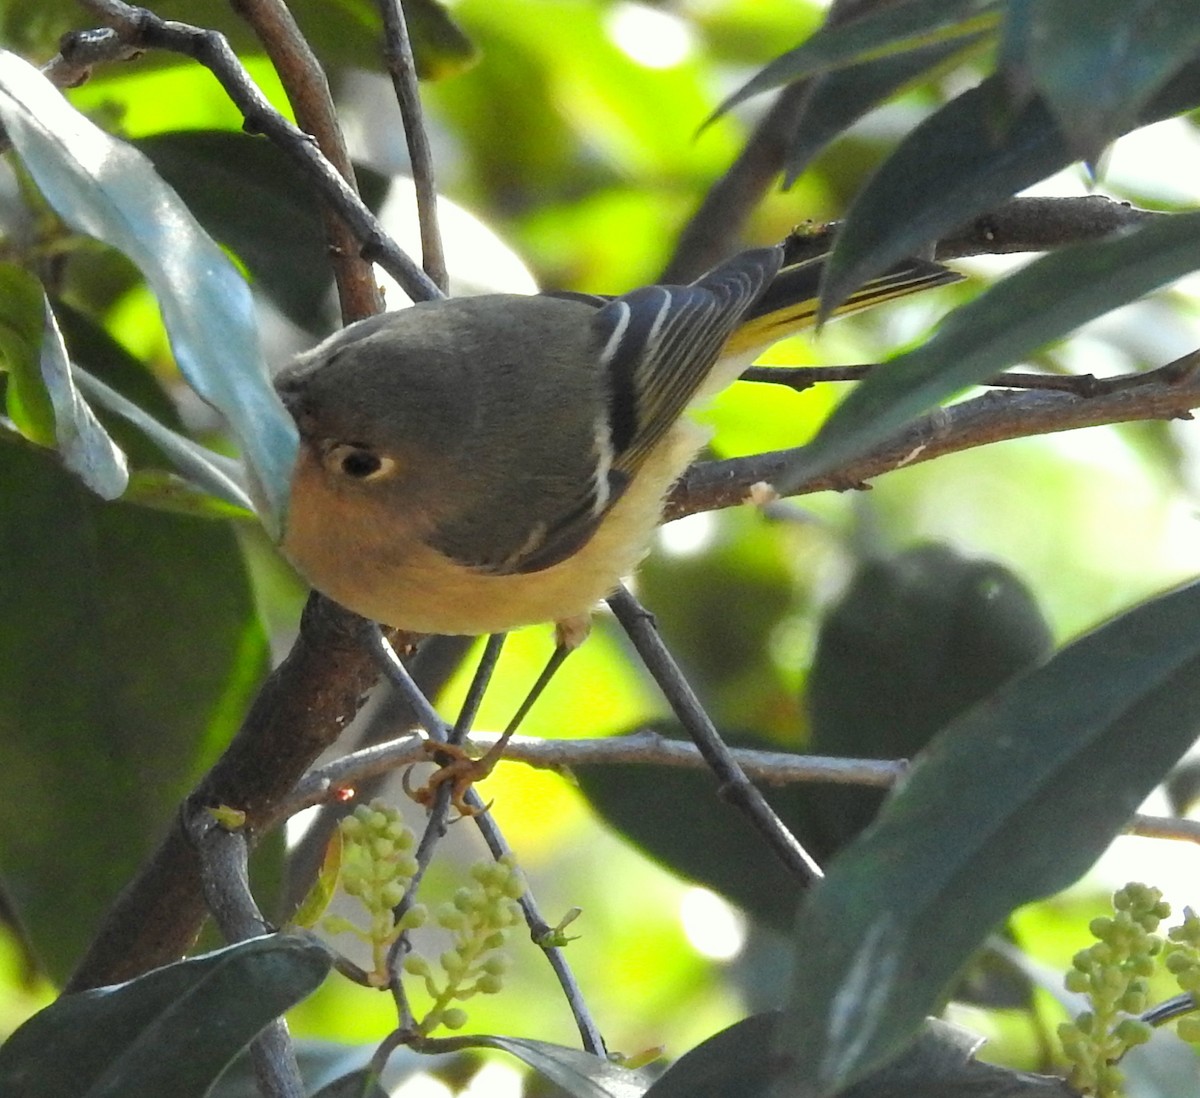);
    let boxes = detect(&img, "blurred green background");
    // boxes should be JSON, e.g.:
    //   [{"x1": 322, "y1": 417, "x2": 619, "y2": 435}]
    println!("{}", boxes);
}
[{"x1": 3, "y1": 0, "x2": 1200, "y2": 1092}]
